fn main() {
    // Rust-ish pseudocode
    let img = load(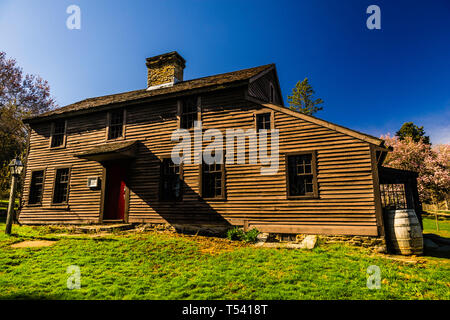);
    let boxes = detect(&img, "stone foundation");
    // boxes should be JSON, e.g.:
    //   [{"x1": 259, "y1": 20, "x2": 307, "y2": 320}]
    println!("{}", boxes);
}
[
  {"x1": 257, "y1": 232, "x2": 387, "y2": 253},
  {"x1": 131, "y1": 224, "x2": 388, "y2": 253},
  {"x1": 318, "y1": 235, "x2": 386, "y2": 247}
]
